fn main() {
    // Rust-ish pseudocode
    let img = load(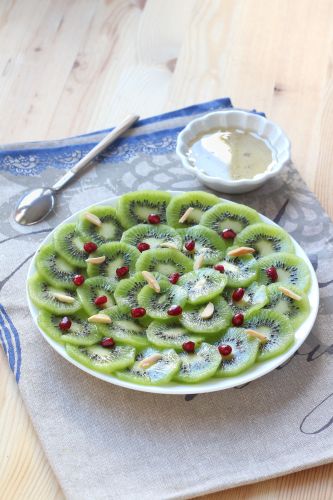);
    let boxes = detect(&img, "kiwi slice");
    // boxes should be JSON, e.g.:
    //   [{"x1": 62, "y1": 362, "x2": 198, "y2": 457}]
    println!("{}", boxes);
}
[
  {"x1": 121, "y1": 224, "x2": 182, "y2": 250},
  {"x1": 265, "y1": 283, "x2": 310, "y2": 329},
  {"x1": 77, "y1": 277, "x2": 116, "y2": 315},
  {"x1": 178, "y1": 225, "x2": 226, "y2": 266},
  {"x1": 215, "y1": 252, "x2": 257, "y2": 287},
  {"x1": 97, "y1": 307, "x2": 149, "y2": 348},
  {"x1": 87, "y1": 242, "x2": 140, "y2": 284},
  {"x1": 215, "y1": 328, "x2": 260, "y2": 377},
  {"x1": 38, "y1": 311, "x2": 102, "y2": 346},
  {"x1": 178, "y1": 268, "x2": 227, "y2": 305},
  {"x1": 166, "y1": 191, "x2": 219, "y2": 228},
  {"x1": 180, "y1": 296, "x2": 232, "y2": 335},
  {"x1": 147, "y1": 320, "x2": 203, "y2": 350},
  {"x1": 77, "y1": 206, "x2": 124, "y2": 245},
  {"x1": 137, "y1": 279, "x2": 187, "y2": 320},
  {"x1": 117, "y1": 190, "x2": 171, "y2": 228},
  {"x1": 243, "y1": 309, "x2": 294, "y2": 361},
  {"x1": 54, "y1": 223, "x2": 88, "y2": 268},
  {"x1": 135, "y1": 248, "x2": 193, "y2": 276},
  {"x1": 114, "y1": 271, "x2": 164, "y2": 312},
  {"x1": 174, "y1": 342, "x2": 221, "y2": 383},
  {"x1": 116, "y1": 347, "x2": 180, "y2": 385},
  {"x1": 35, "y1": 243, "x2": 82, "y2": 290},
  {"x1": 66, "y1": 343, "x2": 136, "y2": 374},
  {"x1": 223, "y1": 282, "x2": 268, "y2": 315},
  {"x1": 255, "y1": 252, "x2": 311, "y2": 291},
  {"x1": 28, "y1": 274, "x2": 81, "y2": 314},
  {"x1": 235, "y1": 223, "x2": 295, "y2": 258}
]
